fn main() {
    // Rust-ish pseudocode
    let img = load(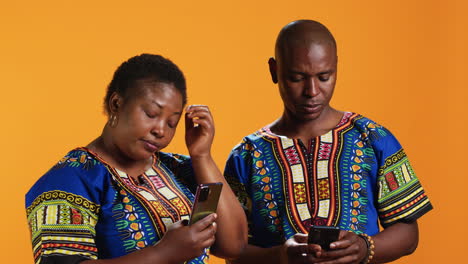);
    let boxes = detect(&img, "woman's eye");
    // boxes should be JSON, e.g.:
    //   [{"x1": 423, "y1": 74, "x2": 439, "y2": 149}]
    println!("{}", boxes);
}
[
  {"x1": 168, "y1": 120, "x2": 178, "y2": 129},
  {"x1": 145, "y1": 110, "x2": 157, "y2": 118}
]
